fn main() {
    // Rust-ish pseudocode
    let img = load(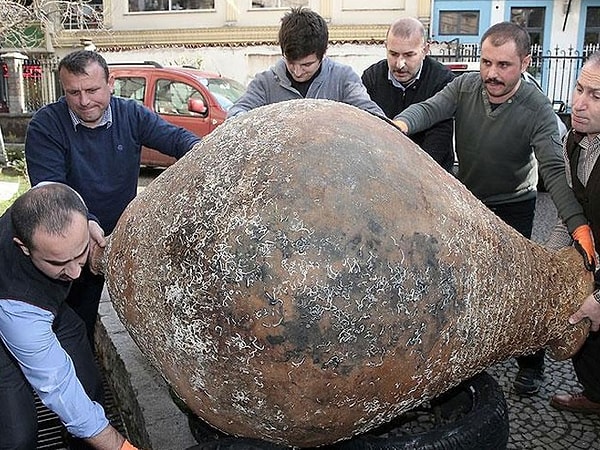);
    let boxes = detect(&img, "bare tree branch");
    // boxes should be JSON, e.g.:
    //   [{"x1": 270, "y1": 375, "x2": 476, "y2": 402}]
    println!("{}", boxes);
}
[{"x1": 0, "y1": 0, "x2": 105, "y2": 49}]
